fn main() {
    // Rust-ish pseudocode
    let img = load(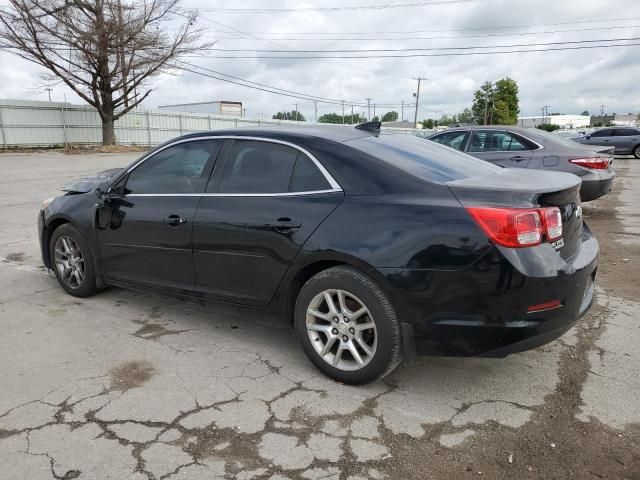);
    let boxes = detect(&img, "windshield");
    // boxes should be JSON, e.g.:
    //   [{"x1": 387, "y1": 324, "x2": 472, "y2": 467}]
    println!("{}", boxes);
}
[
  {"x1": 527, "y1": 128, "x2": 586, "y2": 148},
  {"x1": 347, "y1": 133, "x2": 500, "y2": 183}
]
